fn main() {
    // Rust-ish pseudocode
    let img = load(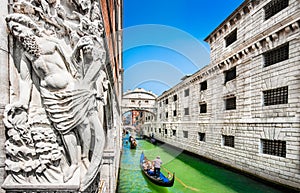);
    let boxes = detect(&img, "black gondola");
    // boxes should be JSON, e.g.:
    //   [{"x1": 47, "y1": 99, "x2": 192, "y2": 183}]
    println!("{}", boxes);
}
[
  {"x1": 140, "y1": 152, "x2": 175, "y2": 187},
  {"x1": 129, "y1": 136, "x2": 137, "y2": 149},
  {"x1": 130, "y1": 139, "x2": 137, "y2": 149}
]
